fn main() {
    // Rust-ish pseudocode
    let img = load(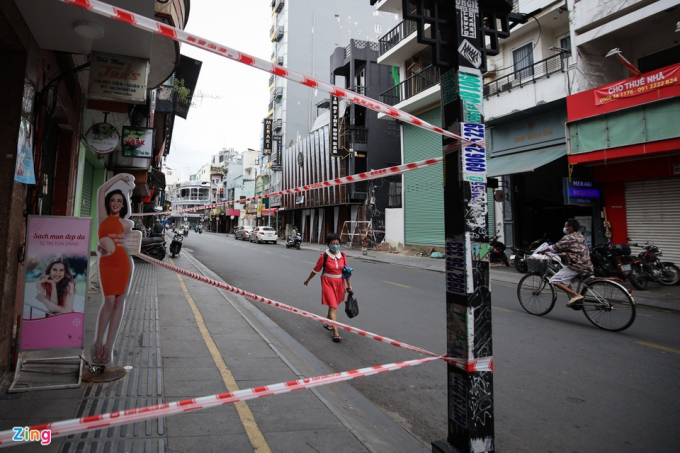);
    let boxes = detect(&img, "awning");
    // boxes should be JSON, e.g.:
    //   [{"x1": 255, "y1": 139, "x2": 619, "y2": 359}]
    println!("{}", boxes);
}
[{"x1": 487, "y1": 145, "x2": 566, "y2": 177}]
